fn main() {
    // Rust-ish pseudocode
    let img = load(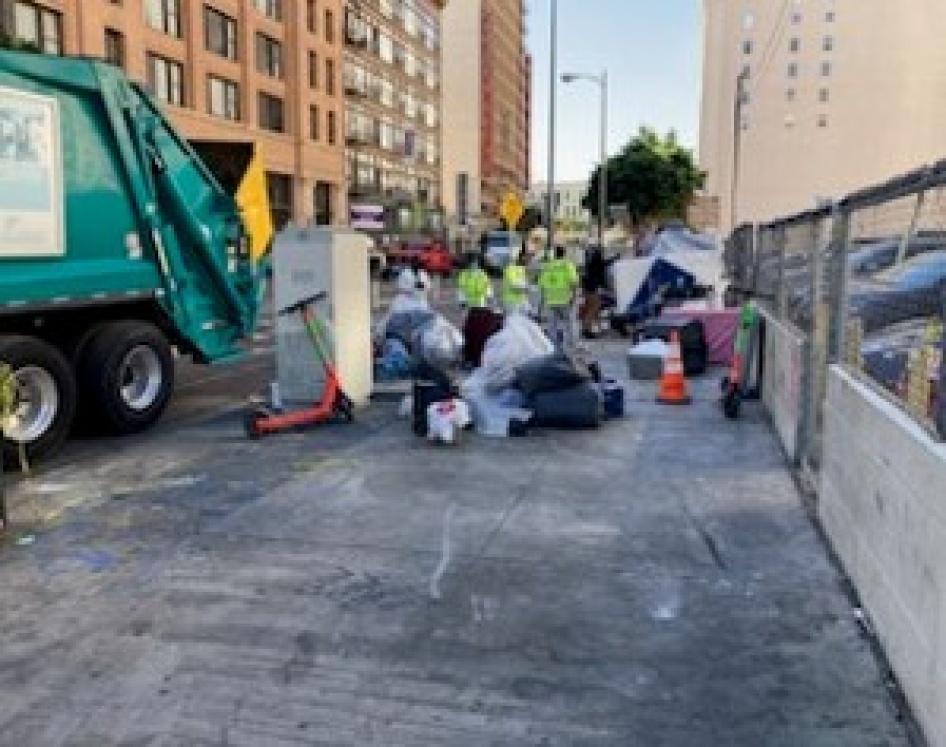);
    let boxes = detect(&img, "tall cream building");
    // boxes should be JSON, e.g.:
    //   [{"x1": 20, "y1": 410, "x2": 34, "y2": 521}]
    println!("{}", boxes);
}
[
  {"x1": 440, "y1": 0, "x2": 530, "y2": 225},
  {"x1": 700, "y1": 0, "x2": 946, "y2": 232}
]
